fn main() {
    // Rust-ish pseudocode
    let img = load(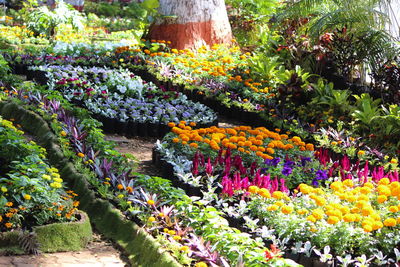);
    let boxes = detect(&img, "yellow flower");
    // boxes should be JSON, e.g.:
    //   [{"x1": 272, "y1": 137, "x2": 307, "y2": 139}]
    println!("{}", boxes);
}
[
  {"x1": 195, "y1": 262, "x2": 208, "y2": 267},
  {"x1": 363, "y1": 224, "x2": 373, "y2": 232},
  {"x1": 248, "y1": 185, "x2": 259, "y2": 194},
  {"x1": 384, "y1": 218, "x2": 397, "y2": 227},
  {"x1": 306, "y1": 215, "x2": 317, "y2": 223},
  {"x1": 377, "y1": 195, "x2": 387, "y2": 203},
  {"x1": 23, "y1": 194, "x2": 31, "y2": 200},
  {"x1": 147, "y1": 199, "x2": 155, "y2": 205},
  {"x1": 180, "y1": 246, "x2": 190, "y2": 252},
  {"x1": 1, "y1": 187, "x2": 7, "y2": 192},
  {"x1": 60, "y1": 131, "x2": 67, "y2": 137},
  {"x1": 267, "y1": 204, "x2": 279, "y2": 211},
  {"x1": 173, "y1": 235, "x2": 182, "y2": 241},
  {"x1": 148, "y1": 216, "x2": 156, "y2": 223},
  {"x1": 272, "y1": 191, "x2": 285, "y2": 199},
  {"x1": 327, "y1": 216, "x2": 340, "y2": 224},
  {"x1": 117, "y1": 194, "x2": 124, "y2": 198},
  {"x1": 77, "y1": 152, "x2": 85, "y2": 158},
  {"x1": 281, "y1": 205, "x2": 294, "y2": 214}
]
